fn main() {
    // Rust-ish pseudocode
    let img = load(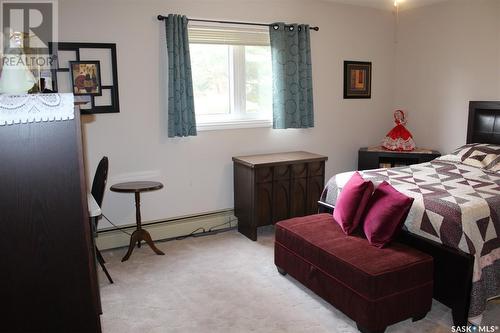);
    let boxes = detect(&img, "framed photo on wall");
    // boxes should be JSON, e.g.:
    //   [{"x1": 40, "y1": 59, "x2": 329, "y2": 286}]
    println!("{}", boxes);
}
[
  {"x1": 49, "y1": 42, "x2": 120, "y2": 114},
  {"x1": 69, "y1": 61, "x2": 102, "y2": 96},
  {"x1": 344, "y1": 61, "x2": 371, "y2": 99}
]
